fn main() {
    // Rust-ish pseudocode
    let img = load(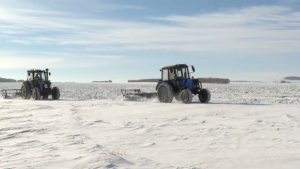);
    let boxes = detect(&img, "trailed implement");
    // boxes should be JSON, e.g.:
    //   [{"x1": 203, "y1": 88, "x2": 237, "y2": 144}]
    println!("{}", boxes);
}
[
  {"x1": 121, "y1": 89, "x2": 157, "y2": 99},
  {"x1": 1, "y1": 89, "x2": 21, "y2": 99}
]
